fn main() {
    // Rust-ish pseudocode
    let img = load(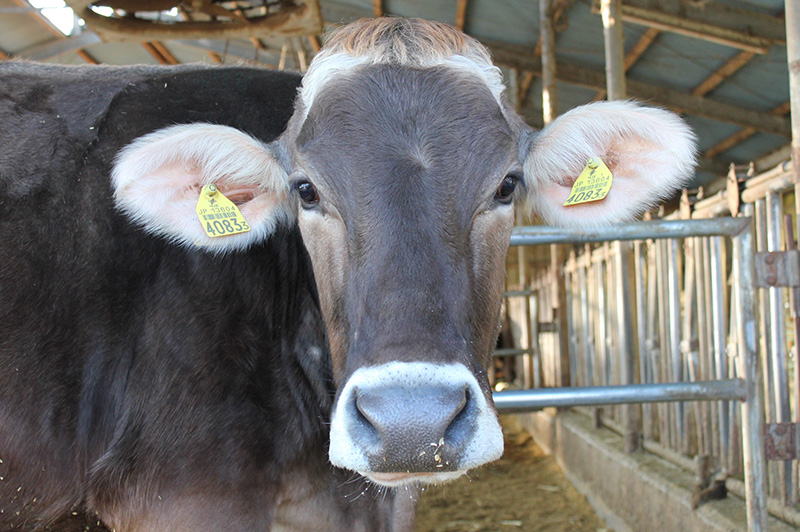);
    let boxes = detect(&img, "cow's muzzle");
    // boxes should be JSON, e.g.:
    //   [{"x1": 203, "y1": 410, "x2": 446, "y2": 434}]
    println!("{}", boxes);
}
[{"x1": 328, "y1": 362, "x2": 503, "y2": 486}]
